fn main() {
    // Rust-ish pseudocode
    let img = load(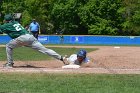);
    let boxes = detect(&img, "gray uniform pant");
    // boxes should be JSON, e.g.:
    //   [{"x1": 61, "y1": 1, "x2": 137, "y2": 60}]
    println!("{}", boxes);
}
[{"x1": 6, "y1": 34, "x2": 62, "y2": 64}]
